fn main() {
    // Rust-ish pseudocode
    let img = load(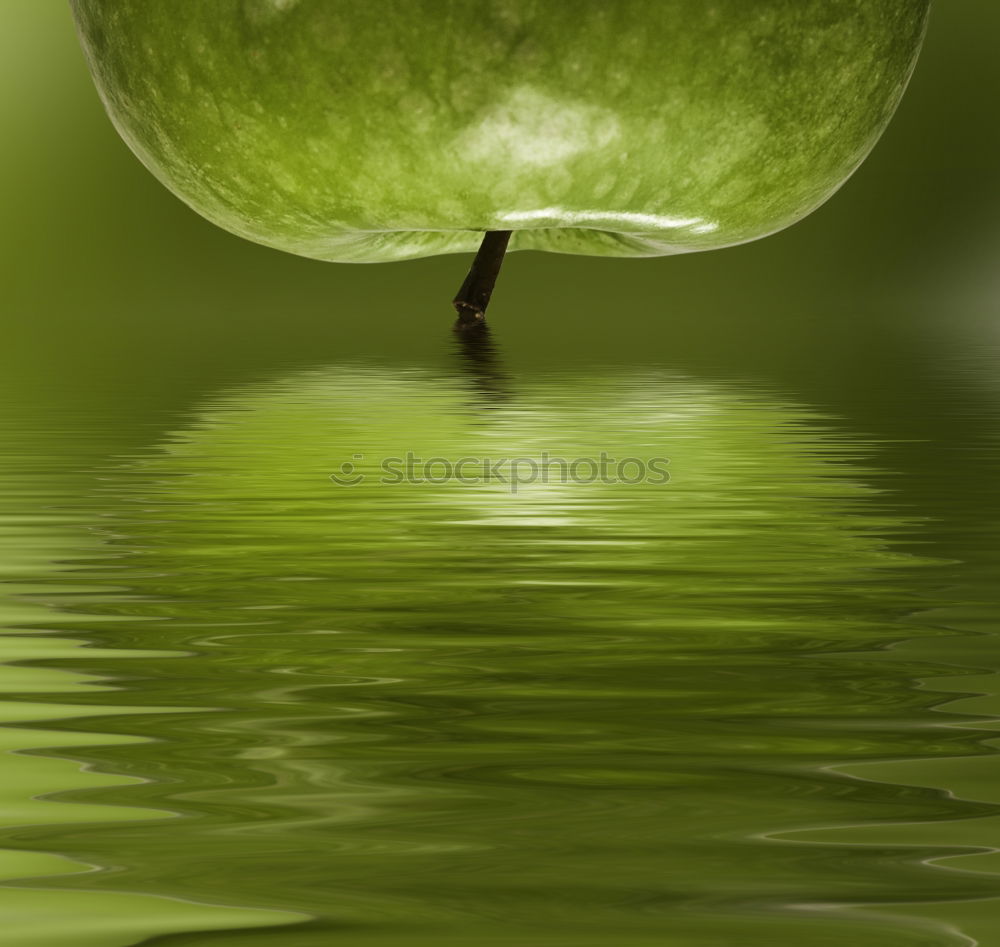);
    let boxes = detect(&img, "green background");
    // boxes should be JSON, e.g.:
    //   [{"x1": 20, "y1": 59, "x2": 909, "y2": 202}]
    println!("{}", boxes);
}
[
  {"x1": 3, "y1": 5, "x2": 1000, "y2": 946},
  {"x1": 1, "y1": 2, "x2": 997, "y2": 411}
]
